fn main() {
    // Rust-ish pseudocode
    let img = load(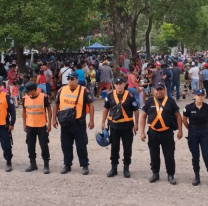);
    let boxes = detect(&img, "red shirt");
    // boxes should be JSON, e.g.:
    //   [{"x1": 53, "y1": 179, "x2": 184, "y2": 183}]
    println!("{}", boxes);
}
[
  {"x1": 119, "y1": 55, "x2": 125, "y2": 64},
  {"x1": 178, "y1": 62, "x2": 183, "y2": 70},
  {"x1": 8, "y1": 69, "x2": 17, "y2": 86}
]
